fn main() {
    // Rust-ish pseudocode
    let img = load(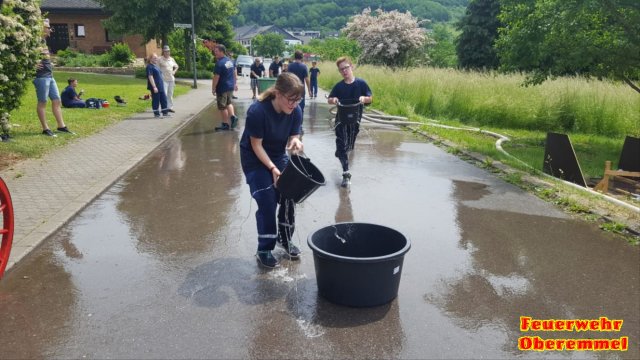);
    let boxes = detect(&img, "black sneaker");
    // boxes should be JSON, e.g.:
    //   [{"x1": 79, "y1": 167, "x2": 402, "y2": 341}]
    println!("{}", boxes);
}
[
  {"x1": 167, "y1": 109, "x2": 175, "y2": 113},
  {"x1": 277, "y1": 242, "x2": 301, "y2": 259},
  {"x1": 230, "y1": 115, "x2": 239, "y2": 129},
  {"x1": 42, "y1": 129, "x2": 57, "y2": 137},
  {"x1": 57, "y1": 126, "x2": 75, "y2": 134},
  {"x1": 215, "y1": 122, "x2": 230, "y2": 131},
  {"x1": 256, "y1": 250, "x2": 279, "y2": 268},
  {"x1": 1, "y1": 133, "x2": 10, "y2": 142},
  {"x1": 341, "y1": 172, "x2": 351, "y2": 188}
]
